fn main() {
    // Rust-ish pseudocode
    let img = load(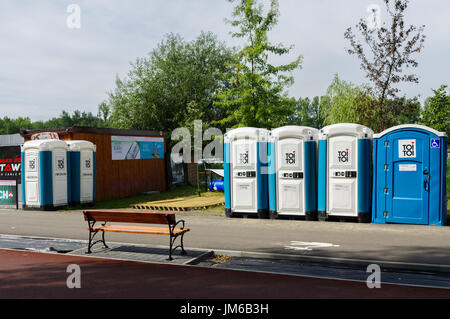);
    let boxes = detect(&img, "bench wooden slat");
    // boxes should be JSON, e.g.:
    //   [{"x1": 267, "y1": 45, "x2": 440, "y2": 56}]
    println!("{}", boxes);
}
[
  {"x1": 92, "y1": 225, "x2": 190, "y2": 236},
  {"x1": 83, "y1": 210, "x2": 176, "y2": 225}
]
